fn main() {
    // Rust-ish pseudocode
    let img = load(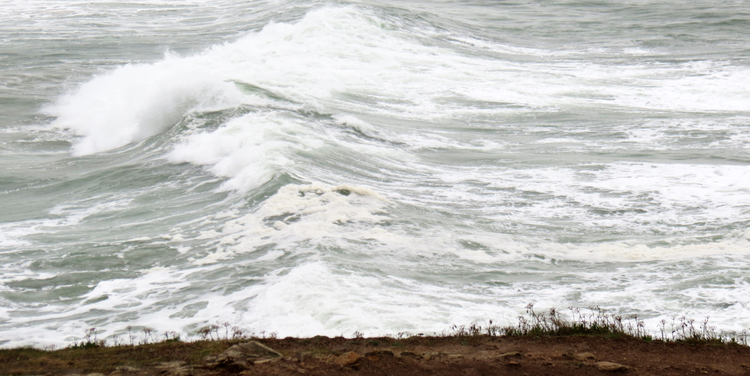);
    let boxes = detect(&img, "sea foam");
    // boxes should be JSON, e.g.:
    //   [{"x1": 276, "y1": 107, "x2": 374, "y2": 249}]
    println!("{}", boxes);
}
[
  {"x1": 4, "y1": 3, "x2": 749, "y2": 349},
  {"x1": 45, "y1": 6, "x2": 750, "y2": 161},
  {"x1": 44, "y1": 57, "x2": 243, "y2": 156}
]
